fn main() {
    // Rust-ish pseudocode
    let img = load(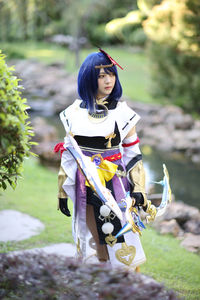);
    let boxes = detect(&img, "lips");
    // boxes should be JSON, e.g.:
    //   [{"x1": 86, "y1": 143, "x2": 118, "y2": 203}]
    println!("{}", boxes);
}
[{"x1": 105, "y1": 86, "x2": 112, "y2": 90}]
